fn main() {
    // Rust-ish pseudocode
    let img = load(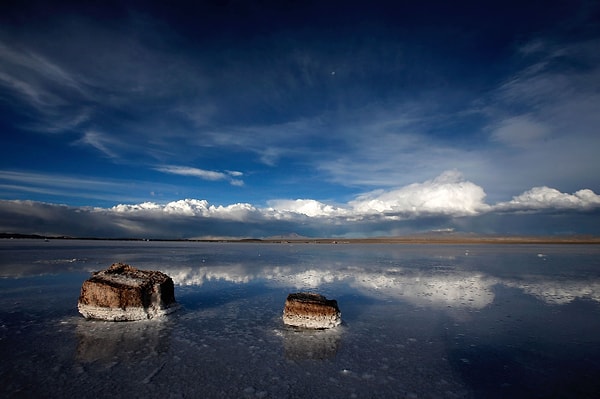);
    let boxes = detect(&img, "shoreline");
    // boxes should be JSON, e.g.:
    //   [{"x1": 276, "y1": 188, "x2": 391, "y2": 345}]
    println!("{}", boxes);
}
[
  {"x1": 2, "y1": 233, "x2": 600, "y2": 244},
  {"x1": 256, "y1": 236, "x2": 600, "y2": 244}
]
